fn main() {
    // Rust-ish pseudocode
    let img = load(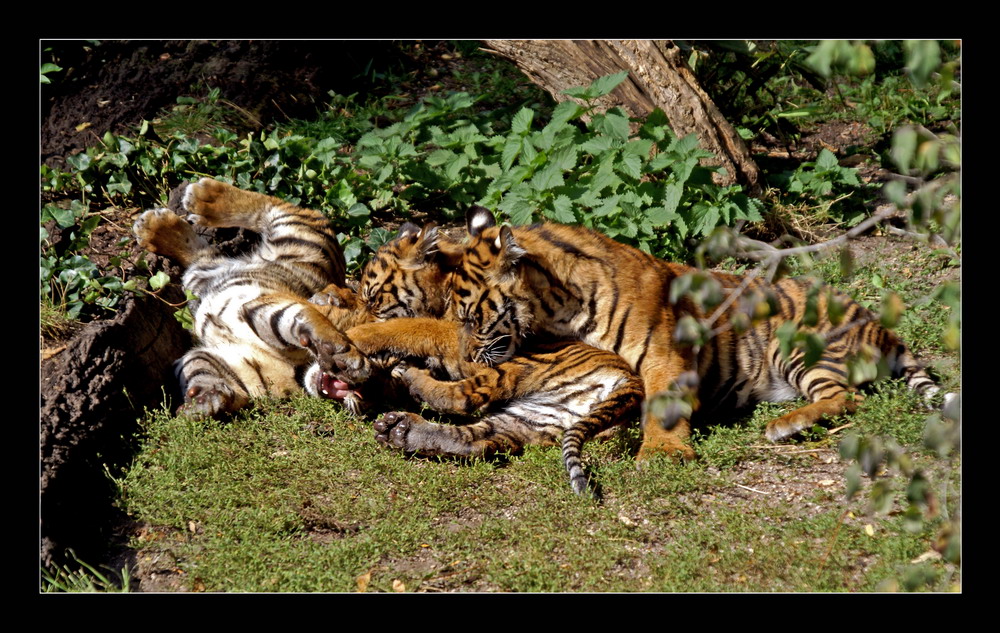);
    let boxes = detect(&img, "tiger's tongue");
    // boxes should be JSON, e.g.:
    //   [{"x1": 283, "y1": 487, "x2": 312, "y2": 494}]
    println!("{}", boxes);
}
[
  {"x1": 319, "y1": 373, "x2": 358, "y2": 400},
  {"x1": 319, "y1": 372, "x2": 340, "y2": 398}
]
